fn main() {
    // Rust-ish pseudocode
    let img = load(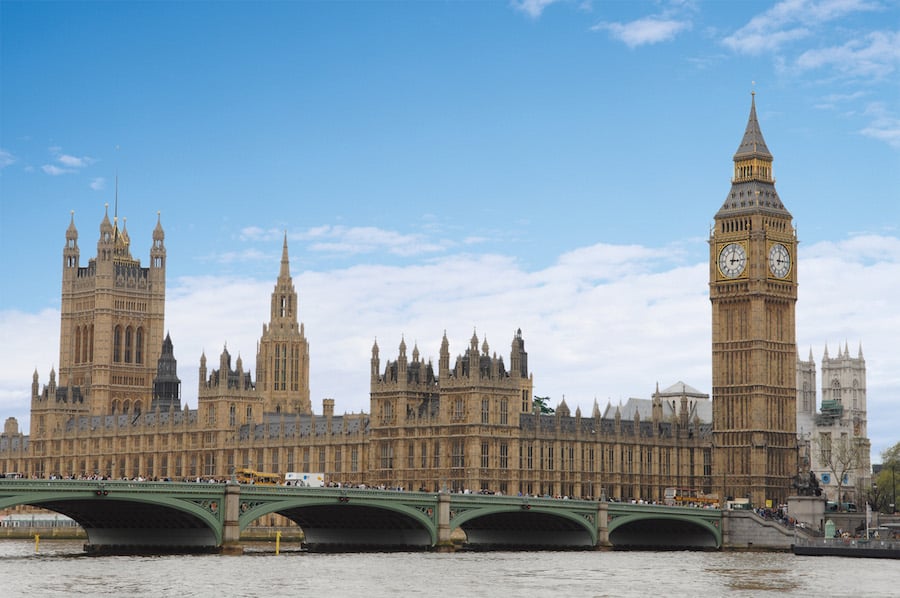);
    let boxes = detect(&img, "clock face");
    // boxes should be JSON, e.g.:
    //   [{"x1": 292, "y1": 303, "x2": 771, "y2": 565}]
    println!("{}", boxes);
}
[
  {"x1": 718, "y1": 243, "x2": 746, "y2": 278},
  {"x1": 769, "y1": 243, "x2": 791, "y2": 278}
]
